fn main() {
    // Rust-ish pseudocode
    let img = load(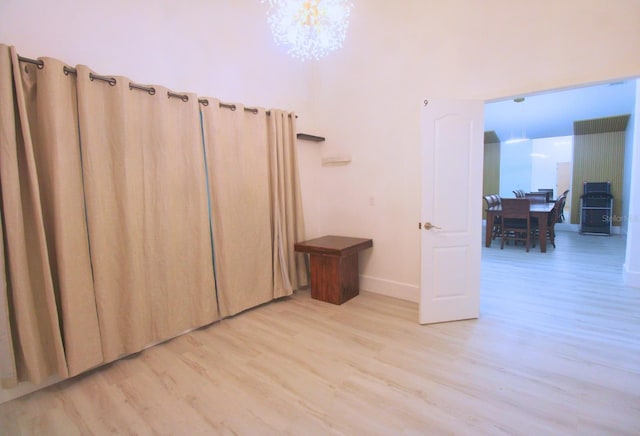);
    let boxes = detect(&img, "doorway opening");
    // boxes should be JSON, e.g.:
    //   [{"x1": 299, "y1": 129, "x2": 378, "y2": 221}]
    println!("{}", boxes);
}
[{"x1": 483, "y1": 79, "x2": 637, "y2": 239}]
